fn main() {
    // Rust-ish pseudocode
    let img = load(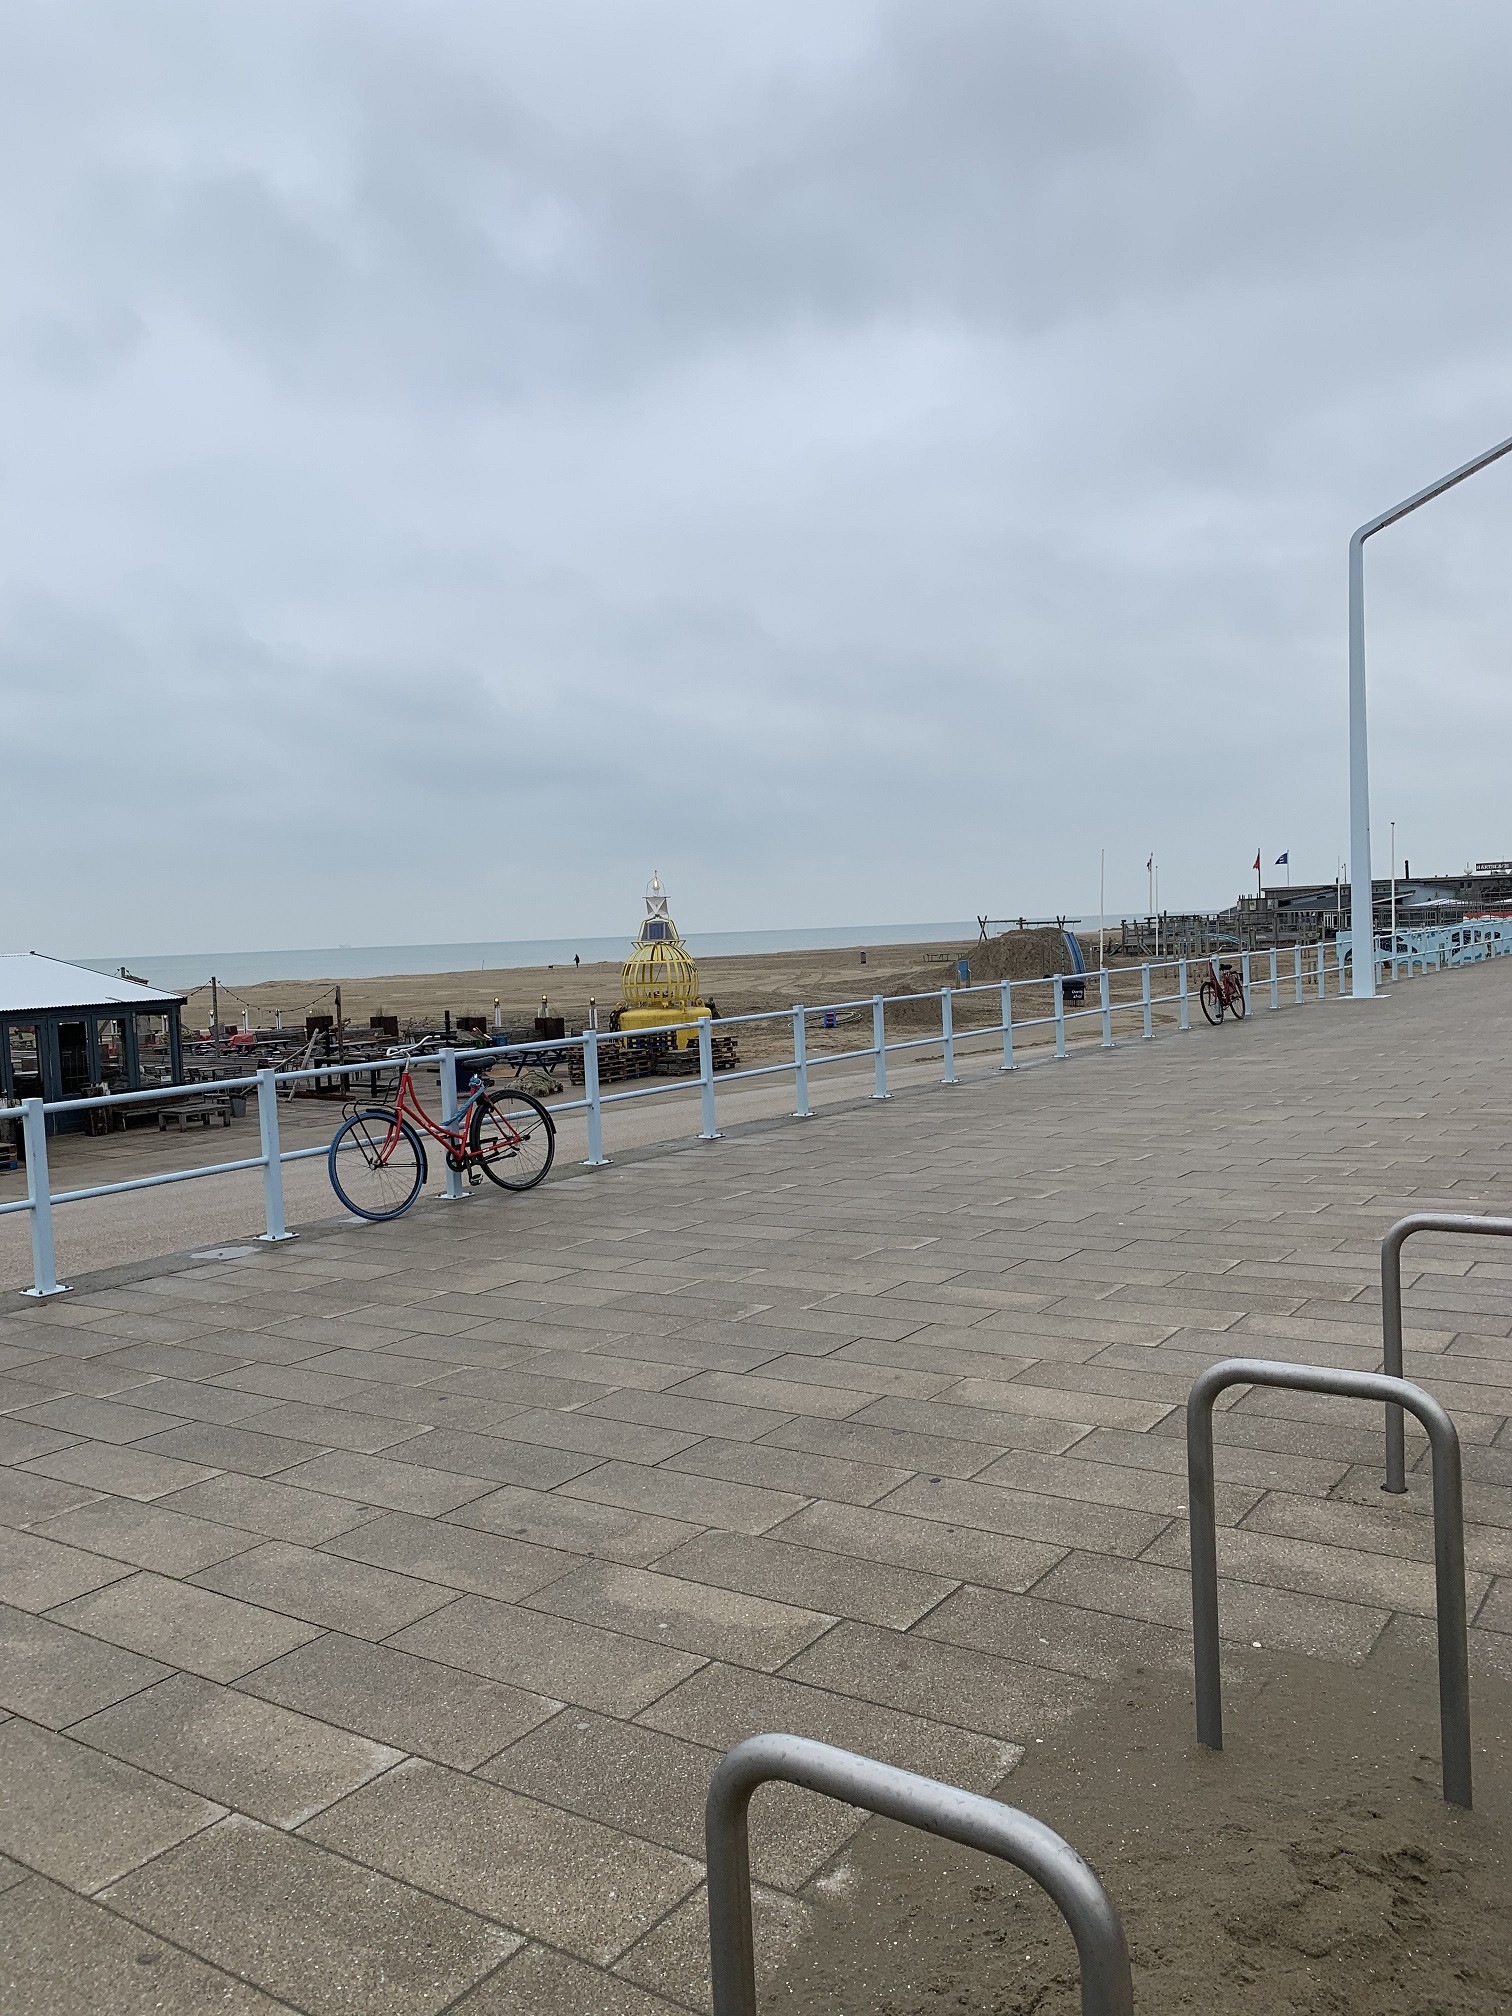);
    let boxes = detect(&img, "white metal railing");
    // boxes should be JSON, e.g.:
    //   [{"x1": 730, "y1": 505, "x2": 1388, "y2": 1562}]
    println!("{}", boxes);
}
[{"x1": 0, "y1": 934, "x2": 1476, "y2": 1298}]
